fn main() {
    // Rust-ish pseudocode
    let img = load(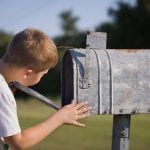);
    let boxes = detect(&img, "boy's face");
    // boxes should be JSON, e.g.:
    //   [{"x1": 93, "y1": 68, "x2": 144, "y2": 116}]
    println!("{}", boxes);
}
[{"x1": 22, "y1": 69, "x2": 49, "y2": 86}]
